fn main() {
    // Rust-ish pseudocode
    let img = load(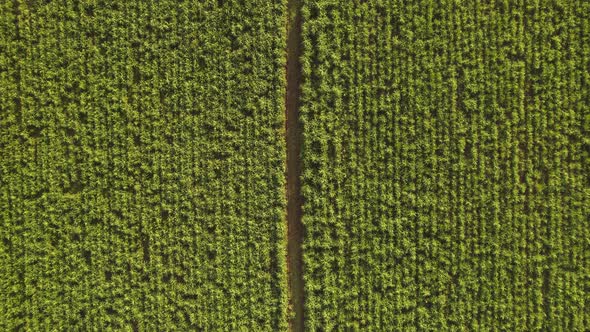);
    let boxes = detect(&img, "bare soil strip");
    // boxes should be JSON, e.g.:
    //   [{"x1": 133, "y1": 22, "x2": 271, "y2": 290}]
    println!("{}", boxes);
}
[{"x1": 285, "y1": 0, "x2": 304, "y2": 330}]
